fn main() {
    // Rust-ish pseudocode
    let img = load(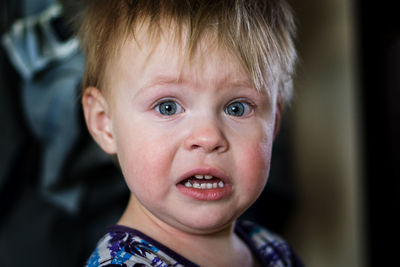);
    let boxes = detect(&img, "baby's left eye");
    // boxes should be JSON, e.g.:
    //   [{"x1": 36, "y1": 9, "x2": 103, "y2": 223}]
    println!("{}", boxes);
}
[{"x1": 225, "y1": 101, "x2": 252, "y2": 117}]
